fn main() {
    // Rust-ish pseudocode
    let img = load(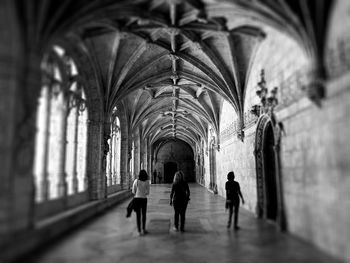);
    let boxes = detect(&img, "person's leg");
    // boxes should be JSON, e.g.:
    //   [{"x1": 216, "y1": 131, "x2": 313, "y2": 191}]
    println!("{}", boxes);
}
[
  {"x1": 234, "y1": 204, "x2": 240, "y2": 229},
  {"x1": 141, "y1": 198, "x2": 147, "y2": 233},
  {"x1": 227, "y1": 203, "x2": 233, "y2": 228},
  {"x1": 173, "y1": 201, "x2": 180, "y2": 230},
  {"x1": 180, "y1": 201, "x2": 188, "y2": 231},
  {"x1": 134, "y1": 199, "x2": 142, "y2": 233}
]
